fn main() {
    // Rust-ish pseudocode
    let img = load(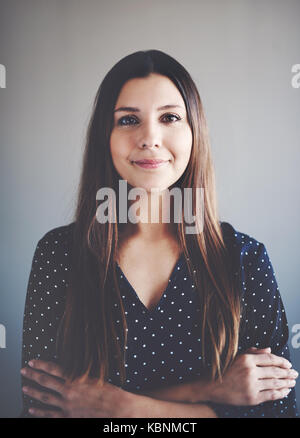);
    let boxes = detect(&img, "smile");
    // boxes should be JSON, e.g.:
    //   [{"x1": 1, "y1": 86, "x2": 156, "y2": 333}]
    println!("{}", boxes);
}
[{"x1": 131, "y1": 160, "x2": 170, "y2": 169}]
